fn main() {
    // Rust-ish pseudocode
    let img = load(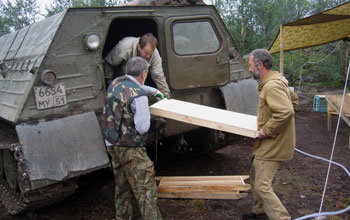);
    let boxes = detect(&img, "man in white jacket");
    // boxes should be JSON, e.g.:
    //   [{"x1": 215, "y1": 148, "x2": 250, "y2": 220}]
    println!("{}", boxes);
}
[{"x1": 104, "y1": 33, "x2": 170, "y2": 97}]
